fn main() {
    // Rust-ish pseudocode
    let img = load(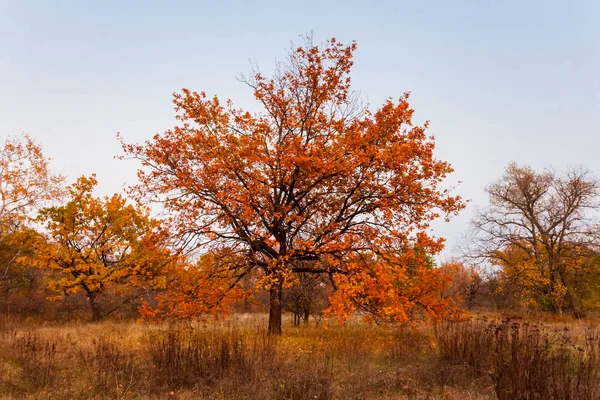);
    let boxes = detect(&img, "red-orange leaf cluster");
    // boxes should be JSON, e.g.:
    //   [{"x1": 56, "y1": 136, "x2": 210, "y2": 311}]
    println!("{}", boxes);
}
[{"x1": 139, "y1": 249, "x2": 248, "y2": 321}]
